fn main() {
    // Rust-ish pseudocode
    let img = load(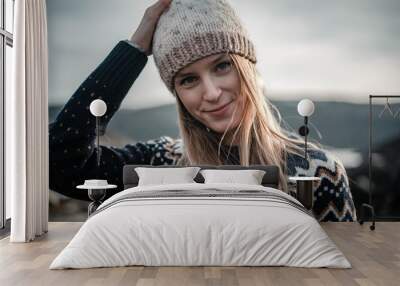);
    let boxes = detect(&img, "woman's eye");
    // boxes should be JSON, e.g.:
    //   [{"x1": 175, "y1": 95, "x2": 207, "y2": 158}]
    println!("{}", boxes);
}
[
  {"x1": 216, "y1": 61, "x2": 232, "y2": 72},
  {"x1": 180, "y1": 76, "x2": 197, "y2": 86}
]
